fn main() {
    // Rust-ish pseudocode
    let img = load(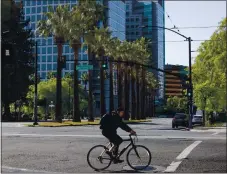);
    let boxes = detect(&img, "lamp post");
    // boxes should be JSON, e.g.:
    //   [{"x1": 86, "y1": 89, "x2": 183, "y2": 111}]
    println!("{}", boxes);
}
[
  {"x1": 140, "y1": 25, "x2": 193, "y2": 129},
  {"x1": 33, "y1": 41, "x2": 38, "y2": 125}
]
